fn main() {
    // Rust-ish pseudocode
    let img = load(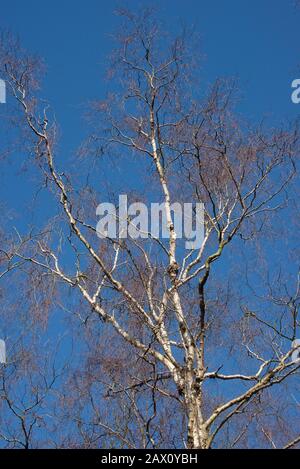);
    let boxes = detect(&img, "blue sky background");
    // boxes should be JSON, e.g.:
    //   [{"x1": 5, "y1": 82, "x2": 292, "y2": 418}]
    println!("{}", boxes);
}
[
  {"x1": 1, "y1": 0, "x2": 299, "y2": 224},
  {"x1": 1, "y1": 0, "x2": 300, "y2": 145}
]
